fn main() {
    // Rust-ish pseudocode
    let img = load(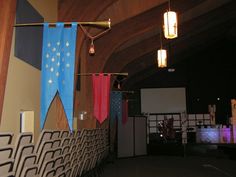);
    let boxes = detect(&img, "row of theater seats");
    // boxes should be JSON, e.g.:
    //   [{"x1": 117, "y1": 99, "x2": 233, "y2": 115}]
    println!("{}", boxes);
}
[{"x1": 0, "y1": 129, "x2": 109, "y2": 177}]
